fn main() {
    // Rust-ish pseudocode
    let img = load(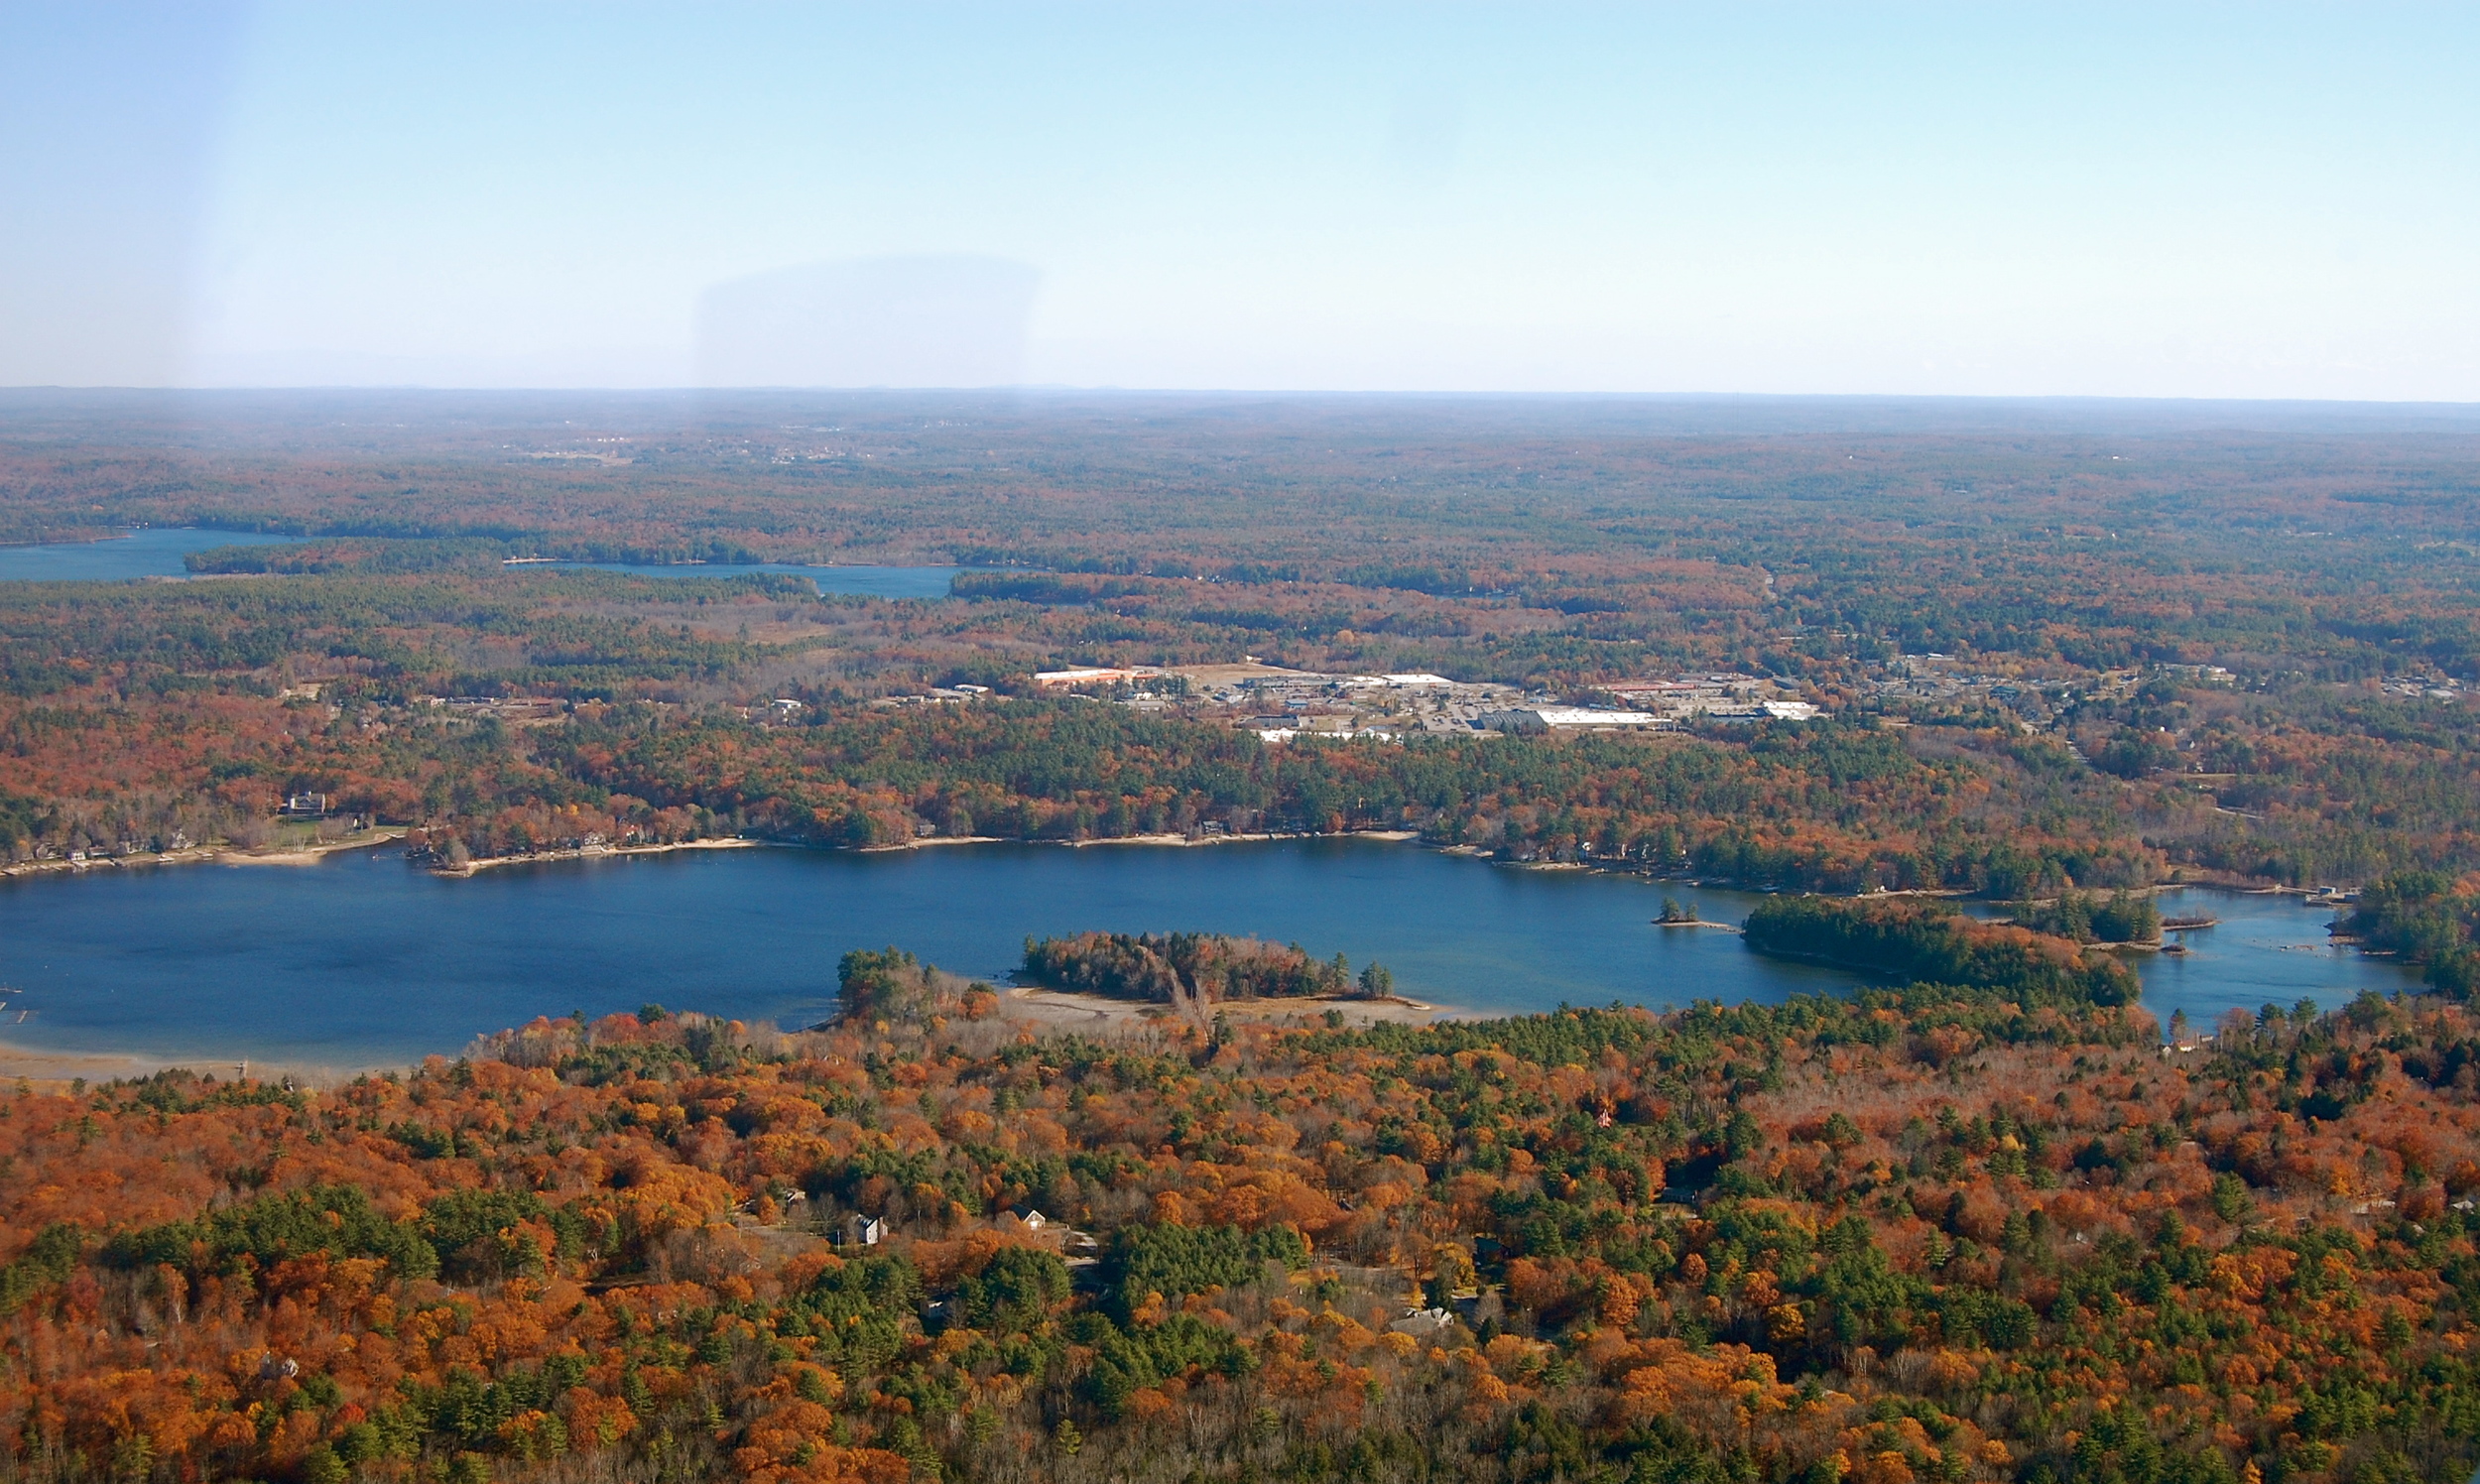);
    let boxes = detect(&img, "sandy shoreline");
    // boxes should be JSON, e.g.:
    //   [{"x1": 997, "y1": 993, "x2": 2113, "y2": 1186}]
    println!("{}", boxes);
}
[
  {"x1": 858, "y1": 828, "x2": 1423, "y2": 854},
  {"x1": 0, "y1": 987, "x2": 1449, "y2": 1092},
  {"x1": 0, "y1": 829, "x2": 406, "y2": 880},
  {"x1": 1071, "y1": 828, "x2": 1420, "y2": 848},
  {"x1": 999, "y1": 985, "x2": 1450, "y2": 1033},
  {"x1": 436, "y1": 835, "x2": 762, "y2": 876},
  {"x1": 0, "y1": 1041, "x2": 166, "y2": 1087},
  {"x1": 0, "y1": 1038, "x2": 383, "y2": 1090}
]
